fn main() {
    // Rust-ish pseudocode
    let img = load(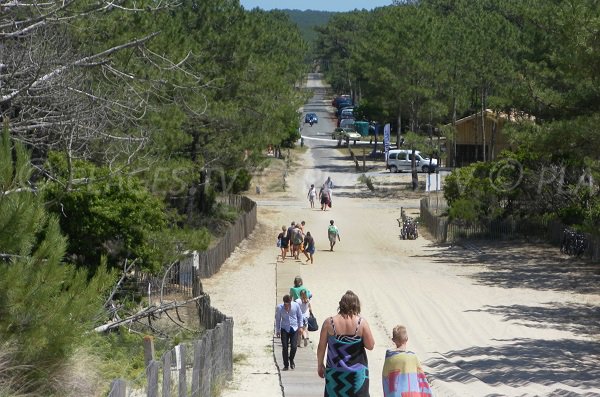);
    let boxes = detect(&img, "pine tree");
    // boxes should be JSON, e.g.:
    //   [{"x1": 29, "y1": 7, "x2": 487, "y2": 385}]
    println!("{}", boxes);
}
[{"x1": 0, "y1": 124, "x2": 114, "y2": 392}]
